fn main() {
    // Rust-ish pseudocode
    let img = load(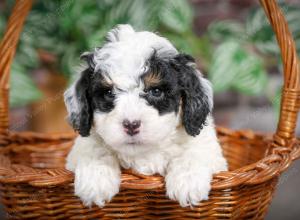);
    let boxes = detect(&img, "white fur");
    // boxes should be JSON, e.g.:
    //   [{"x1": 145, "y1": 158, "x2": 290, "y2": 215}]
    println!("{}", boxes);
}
[
  {"x1": 66, "y1": 117, "x2": 227, "y2": 207},
  {"x1": 66, "y1": 135, "x2": 121, "y2": 207},
  {"x1": 65, "y1": 24, "x2": 227, "y2": 208}
]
